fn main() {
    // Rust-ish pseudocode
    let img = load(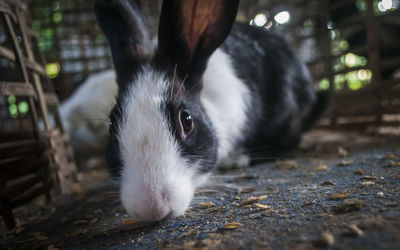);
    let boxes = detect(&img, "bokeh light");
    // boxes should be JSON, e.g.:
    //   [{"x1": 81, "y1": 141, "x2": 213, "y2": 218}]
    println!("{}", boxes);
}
[
  {"x1": 7, "y1": 95, "x2": 16, "y2": 104},
  {"x1": 254, "y1": 13, "x2": 267, "y2": 27},
  {"x1": 46, "y1": 62, "x2": 61, "y2": 78},
  {"x1": 9, "y1": 104, "x2": 18, "y2": 118},
  {"x1": 344, "y1": 53, "x2": 357, "y2": 67},
  {"x1": 18, "y1": 101, "x2": 29, "y2": 115},
  {"x1": 274, "y1": 11, "x2": 290, "y2": 24}
]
